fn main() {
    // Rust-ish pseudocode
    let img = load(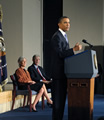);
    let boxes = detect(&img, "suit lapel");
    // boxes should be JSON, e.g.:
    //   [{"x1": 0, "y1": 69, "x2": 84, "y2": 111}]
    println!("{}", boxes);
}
[
  {"x1": 58, "y1": 30, "x2": 70, "y2": 49},
  {"x1": 32, "y1": 65, "x2": 42, "y2": 78},
  {"x1": 32, "y1": 64, "x2": 38, "y2": 74}
]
